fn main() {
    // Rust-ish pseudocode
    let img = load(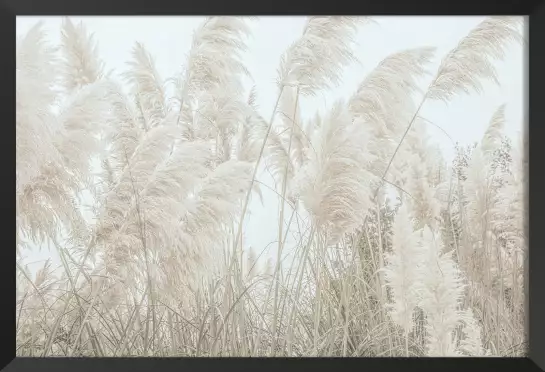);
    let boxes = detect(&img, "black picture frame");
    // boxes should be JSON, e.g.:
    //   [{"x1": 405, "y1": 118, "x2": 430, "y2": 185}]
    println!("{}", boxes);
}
[{"x1": 2, "y1": 0, "x2": 544, "y2": 371}]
